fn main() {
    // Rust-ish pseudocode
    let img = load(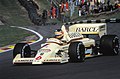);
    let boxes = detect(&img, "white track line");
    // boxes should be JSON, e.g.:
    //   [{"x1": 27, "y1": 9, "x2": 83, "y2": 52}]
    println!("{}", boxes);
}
[
  {"x1": 0, "y1": 26, "x2": 43, "y2": 54},
  {"x1": 11, "y1": 26, "x2": 43, "y2": 44}
]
